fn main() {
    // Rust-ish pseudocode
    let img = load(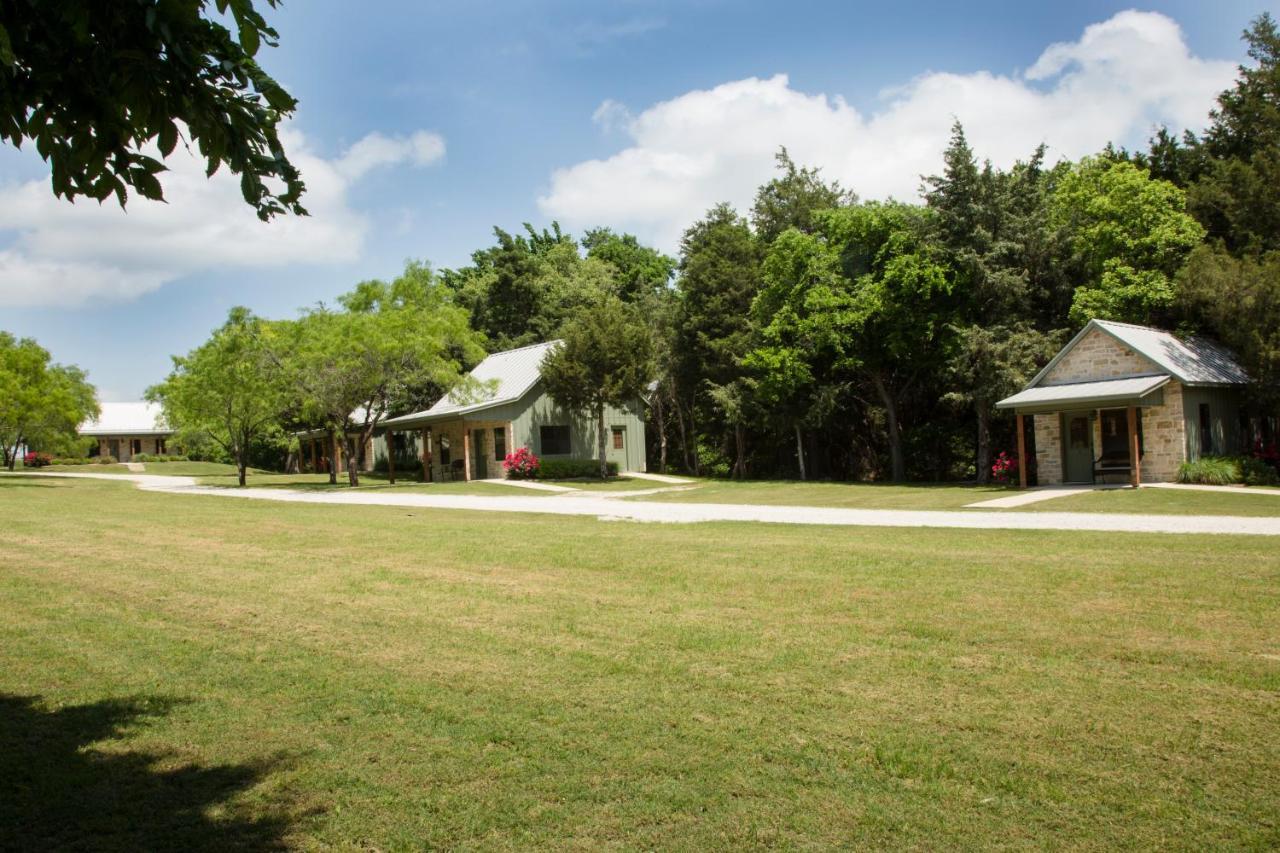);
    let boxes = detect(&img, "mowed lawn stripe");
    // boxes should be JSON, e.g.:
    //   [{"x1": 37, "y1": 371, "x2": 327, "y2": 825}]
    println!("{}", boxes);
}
[{"x1": 1, "y1": 477, "x2": 1277, "y2": 849}]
